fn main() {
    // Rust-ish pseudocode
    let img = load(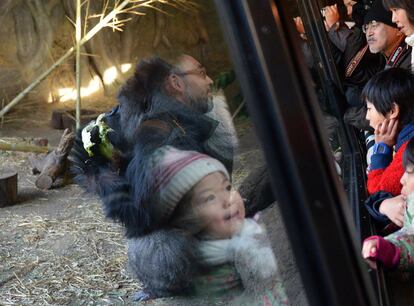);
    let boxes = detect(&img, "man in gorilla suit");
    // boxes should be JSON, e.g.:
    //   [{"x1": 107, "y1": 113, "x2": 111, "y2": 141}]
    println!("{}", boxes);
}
[{"x1": 70, "y1": 55, "x2": 238, "y2": 300}]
